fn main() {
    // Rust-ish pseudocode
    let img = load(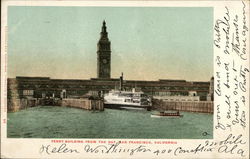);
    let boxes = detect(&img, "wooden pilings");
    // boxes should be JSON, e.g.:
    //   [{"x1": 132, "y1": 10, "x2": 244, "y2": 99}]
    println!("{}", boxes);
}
[
  {"x1": 61, "y1": 98, "x2": 104, "y2": 111},
  {"x1": 152, "y1": 99, "x2": 213, "y2": 113}
]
